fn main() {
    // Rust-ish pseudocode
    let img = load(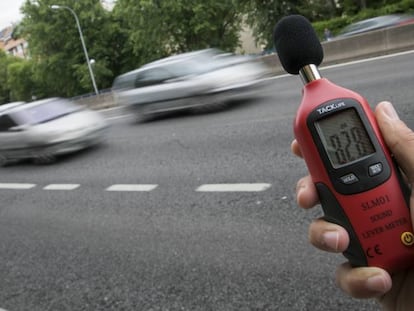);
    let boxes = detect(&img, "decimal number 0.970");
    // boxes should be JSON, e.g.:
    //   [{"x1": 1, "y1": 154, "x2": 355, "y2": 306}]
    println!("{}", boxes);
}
[{"x1": 329, "y1": 126, "x2": 368, "y2": 165}]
